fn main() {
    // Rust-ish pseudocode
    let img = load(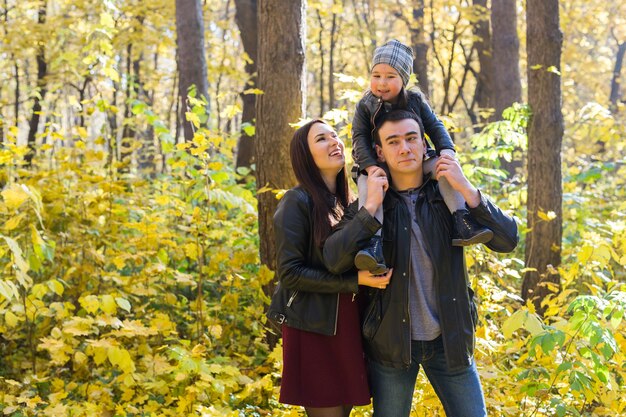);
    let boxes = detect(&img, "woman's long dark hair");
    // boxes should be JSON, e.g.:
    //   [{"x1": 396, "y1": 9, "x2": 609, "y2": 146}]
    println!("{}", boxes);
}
[{"x1": 290, "y1": 119, "x2": 352, "y2": 247}]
